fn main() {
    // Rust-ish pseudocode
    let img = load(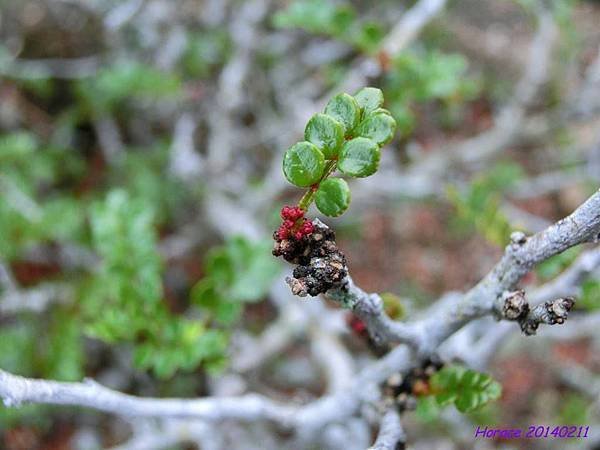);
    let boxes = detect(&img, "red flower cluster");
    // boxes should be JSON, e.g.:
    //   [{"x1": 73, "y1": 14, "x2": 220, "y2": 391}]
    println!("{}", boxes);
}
[{"x1": 276, "y1": 205, "x2": 314, "y2": 241}]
